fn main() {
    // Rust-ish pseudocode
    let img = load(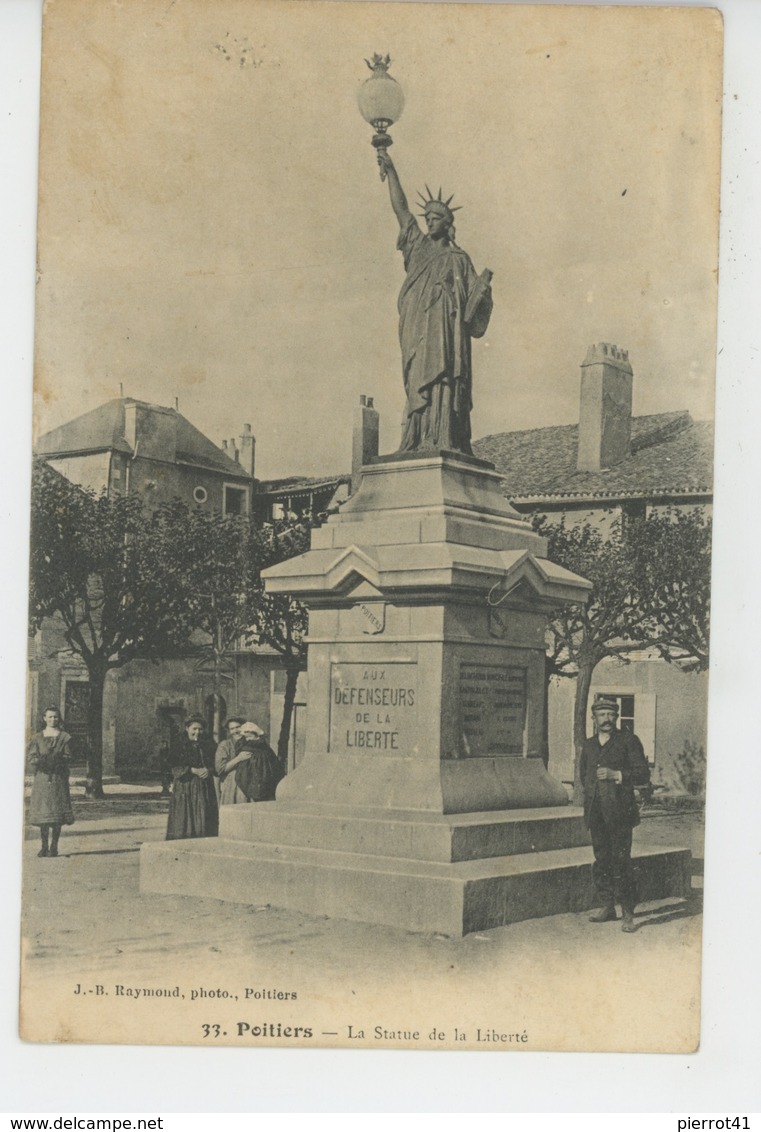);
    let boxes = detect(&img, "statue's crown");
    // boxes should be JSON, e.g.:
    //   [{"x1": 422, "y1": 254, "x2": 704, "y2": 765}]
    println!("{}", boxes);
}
[{"x1": 416, "y1": 185, "x2": 462, "y2": 219}]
